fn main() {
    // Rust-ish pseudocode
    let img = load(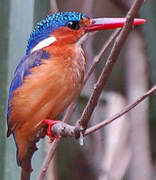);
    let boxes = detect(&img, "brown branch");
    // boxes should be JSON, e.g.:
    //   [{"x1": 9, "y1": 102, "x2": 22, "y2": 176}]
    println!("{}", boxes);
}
[
  {"x1": 51, "y1": 122, "x2": 75, "y2": 137},
  {"x1": 85, "y1": 86, "x2": 156, "y2": 136},
  {"x1": 76, "y1": 0, "x2": 145, "y2": 133},
  {"x1": 38, "y1": 84, "x2": 155, "y2": 180},
  {"x1": 37, "y1": 85, "x2": 156, "y2": 180},
  {"x1": 38, "y1": 139, "x2": 61, "y2": 180},
  {"x1": 39, "y1": 86, "x2": 156, "y2": 143}
]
